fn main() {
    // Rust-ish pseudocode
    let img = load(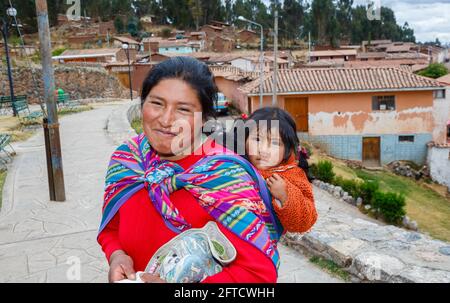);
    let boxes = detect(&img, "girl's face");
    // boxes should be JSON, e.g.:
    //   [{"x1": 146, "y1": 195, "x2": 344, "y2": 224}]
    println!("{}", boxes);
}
[
  {"x1": 246, "y1": 127, "x2": 285, "y2": 170},
  {"x1": 142, "y1": 78, "x2": 203, "y2": 159}
]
